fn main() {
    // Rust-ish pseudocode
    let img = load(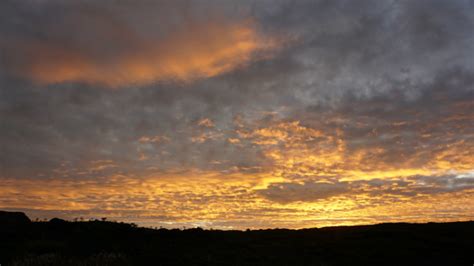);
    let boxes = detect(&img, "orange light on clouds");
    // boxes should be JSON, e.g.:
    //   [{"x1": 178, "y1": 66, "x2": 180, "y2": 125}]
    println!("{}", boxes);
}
[
  {"x1": 18, "y1": 20, "x2": 279, "y2": 87},
  {"x1": 2, "y1": 119, "x2": 473, "y2": 229}
]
